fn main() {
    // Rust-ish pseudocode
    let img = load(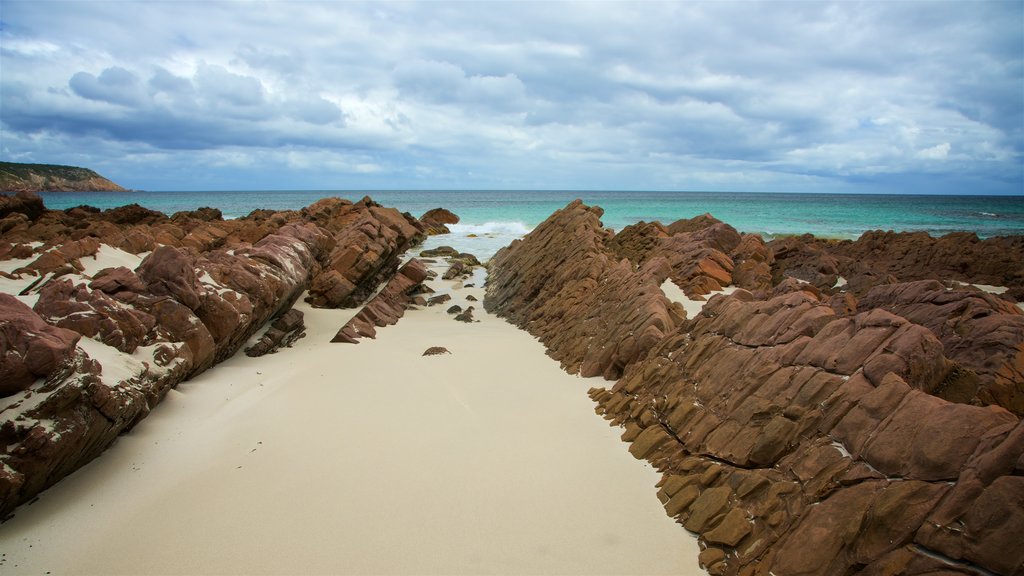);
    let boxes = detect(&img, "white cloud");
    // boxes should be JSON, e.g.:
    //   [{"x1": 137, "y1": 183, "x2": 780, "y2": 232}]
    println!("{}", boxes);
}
[{"x1": 0, "y1": 0, "x2": 1019, "y2": 193}]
